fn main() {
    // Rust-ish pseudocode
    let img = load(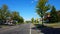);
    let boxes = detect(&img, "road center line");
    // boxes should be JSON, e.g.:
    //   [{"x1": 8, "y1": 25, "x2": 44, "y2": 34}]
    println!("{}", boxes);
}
[{"x1": 30, "y1": 24, "x2": 31, "y2": 34}]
